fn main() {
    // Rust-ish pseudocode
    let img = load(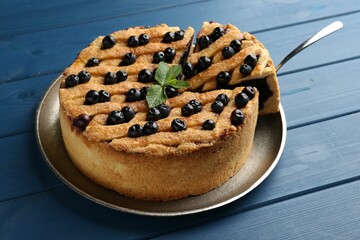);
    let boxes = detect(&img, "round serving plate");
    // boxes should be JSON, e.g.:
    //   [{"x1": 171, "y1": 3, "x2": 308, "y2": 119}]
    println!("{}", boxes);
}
[{"x1": 35, "y1": 75, "x2": 286, "y2": 216}]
